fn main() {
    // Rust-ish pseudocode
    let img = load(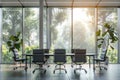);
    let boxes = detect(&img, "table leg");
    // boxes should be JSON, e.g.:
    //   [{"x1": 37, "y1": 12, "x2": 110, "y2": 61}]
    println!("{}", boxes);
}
[
  {"x1": 93, "y1": 55, "x2": 95, "y2": 70},
  {"x1": 89, "y1": 56, "x2": 91, "y2": 68},
  {"x1": 25, "y1": 55, "x2": 28, "y2": 71},
  {"x1": 30, "y1": 56, "x2": 31, "y2": 68}
]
